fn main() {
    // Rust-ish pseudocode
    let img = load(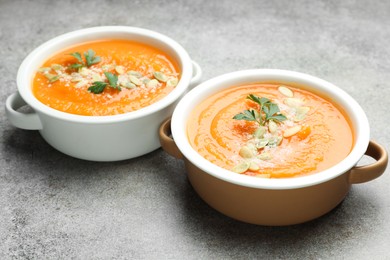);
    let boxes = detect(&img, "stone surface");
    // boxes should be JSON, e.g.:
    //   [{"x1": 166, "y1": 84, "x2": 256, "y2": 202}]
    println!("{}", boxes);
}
[{"x1": 1, "y1": 0, "x2": 389, "y2": 258}]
